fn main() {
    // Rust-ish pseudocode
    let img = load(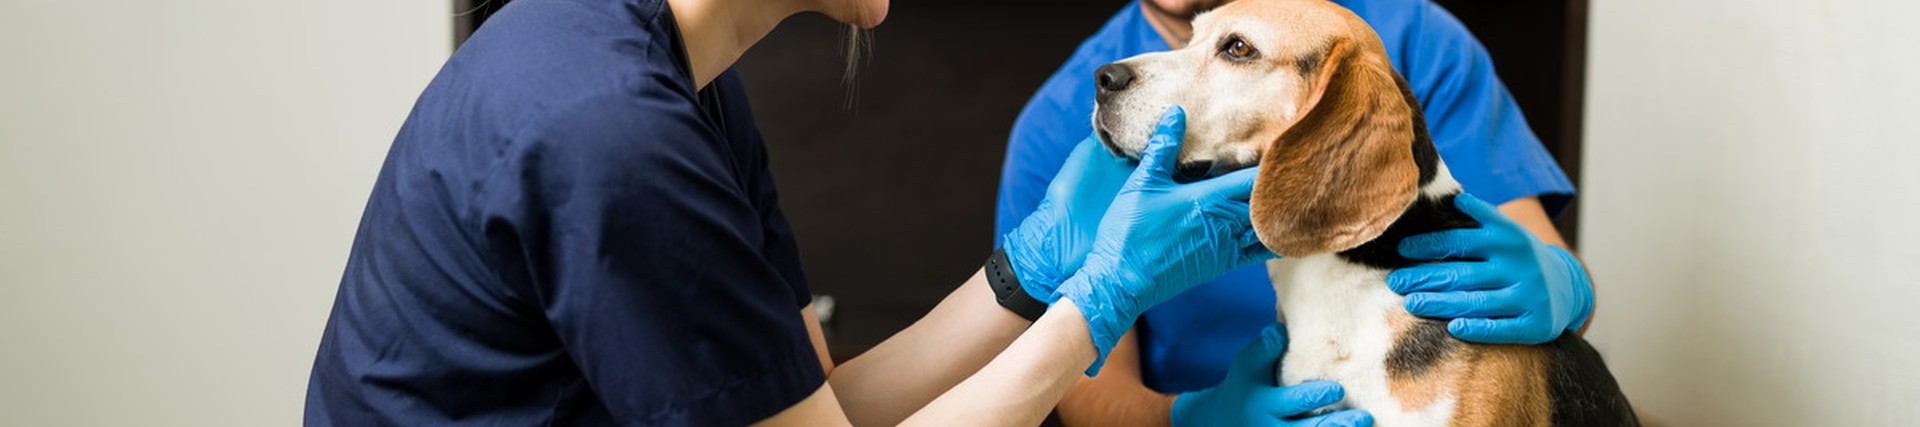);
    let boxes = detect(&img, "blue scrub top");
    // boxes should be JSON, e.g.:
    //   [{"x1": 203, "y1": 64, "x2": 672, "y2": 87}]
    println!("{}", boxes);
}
[
  {"x1": 993, "y1": 0, "x2": 1575, "y2": 393},
  {"x1": 306, "y1": 0, "x2": 822, "y2": 425}
]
